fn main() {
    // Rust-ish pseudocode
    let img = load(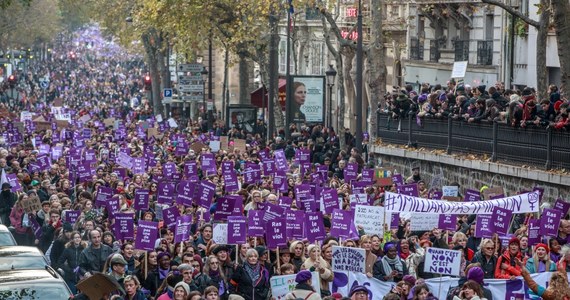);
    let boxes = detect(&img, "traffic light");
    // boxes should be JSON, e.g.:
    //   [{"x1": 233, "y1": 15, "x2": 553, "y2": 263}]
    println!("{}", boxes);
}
[
  {"x1": 143, "y1": 75, "x2": 151, "y2": 90},
  {"x1": 7, "y1": 75, "x2": 17, "y2": 87}
]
